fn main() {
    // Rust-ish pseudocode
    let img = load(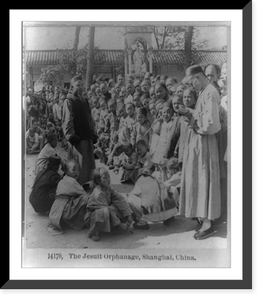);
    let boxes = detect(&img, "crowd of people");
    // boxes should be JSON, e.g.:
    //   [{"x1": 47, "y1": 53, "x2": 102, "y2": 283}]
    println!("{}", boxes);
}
[{"x1": 26, "y1": 62, "x2": 228, "y2": 242}]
